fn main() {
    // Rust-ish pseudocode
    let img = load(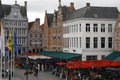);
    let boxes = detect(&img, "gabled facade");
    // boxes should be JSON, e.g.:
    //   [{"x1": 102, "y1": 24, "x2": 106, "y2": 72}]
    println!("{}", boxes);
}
[
  {"x1": 63, "y1": 3, "x2": 119, "y2": 60},
  {"x1": 41, "y1": 10, "x2": 53, "y2": 51},
  {"x1": 114, "y1": 13, "x2": 120, "y2": 51},
  {"x1": 0, "y1": 0, "x2": 28, "y2": 54},
  {"x1": 42, "y1": 0, "x2": 75, "y2": 51},
  {"x1": 28, "y1": 18, "x2": 42, "y2": 52}
]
